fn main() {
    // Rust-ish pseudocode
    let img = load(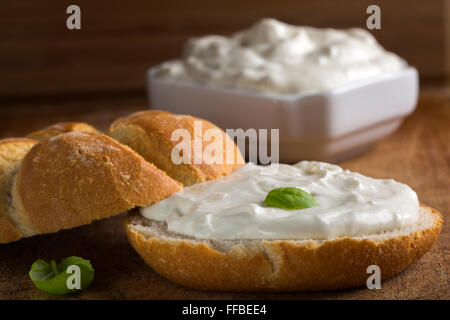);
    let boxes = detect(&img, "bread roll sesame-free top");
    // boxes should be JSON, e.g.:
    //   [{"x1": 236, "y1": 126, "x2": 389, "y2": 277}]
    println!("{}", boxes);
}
[
  {"x1": 1, "y1": 131, "x2": 182, "y2": 243},
  {"x1": 109, "y1": 110, "x2": 244, "y2": 186}
]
